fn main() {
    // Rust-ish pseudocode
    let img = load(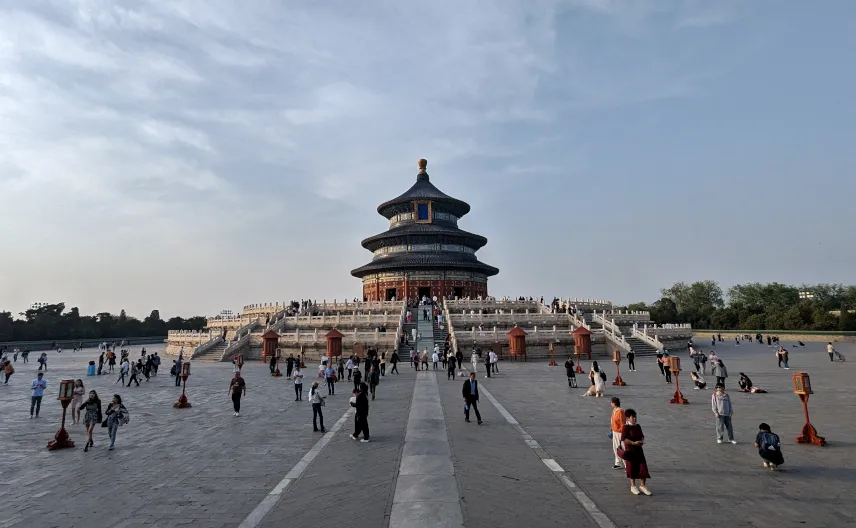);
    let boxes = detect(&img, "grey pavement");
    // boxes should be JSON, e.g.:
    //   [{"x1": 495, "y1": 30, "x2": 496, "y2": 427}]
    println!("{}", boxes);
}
[{"x1": 1, "y1": 338, "x2": 855, "y2": 527}]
